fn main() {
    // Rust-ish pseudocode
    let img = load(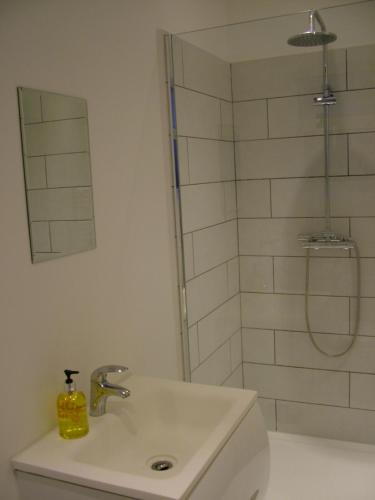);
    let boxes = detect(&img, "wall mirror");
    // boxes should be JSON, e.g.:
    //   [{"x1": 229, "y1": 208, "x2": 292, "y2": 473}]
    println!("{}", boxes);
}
[{"x1": 18, "y1": 87, "x2": 96, "y2": 263}]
